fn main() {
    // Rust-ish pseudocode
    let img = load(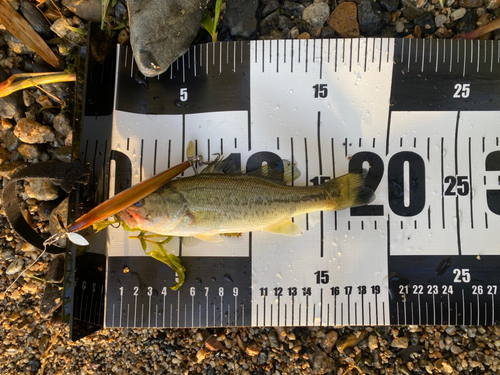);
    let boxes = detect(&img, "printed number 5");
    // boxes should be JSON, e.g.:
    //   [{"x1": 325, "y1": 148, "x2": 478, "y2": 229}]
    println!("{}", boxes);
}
[
  {"x1": 453, "y1": 83, "x2": 470, "y2": 98},
  {"x1": 180, "y1": 88, "x2": 188, "y2": 102}
]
